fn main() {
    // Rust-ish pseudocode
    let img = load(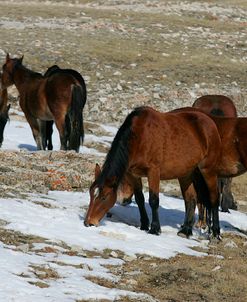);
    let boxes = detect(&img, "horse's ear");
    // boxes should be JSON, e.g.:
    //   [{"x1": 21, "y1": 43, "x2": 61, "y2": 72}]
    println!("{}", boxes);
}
[
  {"x1": 6, "y1": 53, "x2": 10, "y2": 62},
  {"x1": 19, "y1": 55, "x2": 24, "y2": 63},
  {"x1": 94, "y1": 163, "x2": 101, "y2": 180}
]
